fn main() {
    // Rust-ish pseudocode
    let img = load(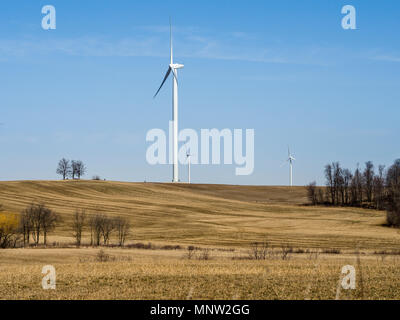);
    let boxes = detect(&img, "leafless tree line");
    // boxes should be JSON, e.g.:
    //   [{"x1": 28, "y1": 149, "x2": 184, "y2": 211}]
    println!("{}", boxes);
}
[
  {"x1": 56, "y1": 158, "x2": 87, "y2": 180},
  {"x1": 0, "y1": 203, "x2": 59, "y2": 248},
  {"x1": 307, "y1": 159, "x2": 400, "y2": 226},
  {"x1": 73, "y1": 210, "x2": 130, "y2": 247},
  {"x1": 20, "y1": 203, "x2": 59, "y2": 246},
  {"x1": 1, "y1": 202, "x2": 131, "y2": 248},
  {"x1": 247, "y1": 241, "x2": 293, "y2": 261}
]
